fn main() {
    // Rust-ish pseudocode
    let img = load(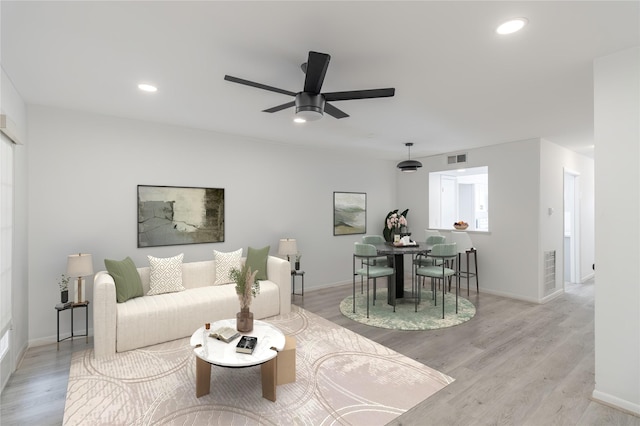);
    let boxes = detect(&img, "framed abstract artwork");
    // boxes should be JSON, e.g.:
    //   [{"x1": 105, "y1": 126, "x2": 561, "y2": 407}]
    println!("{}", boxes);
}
[
  {"x1": 137, "y1": 185, "x2": 225, "y2": 247},
  {"x1": 333, "y1": 191, "x2": 367, "y2": 236}
]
